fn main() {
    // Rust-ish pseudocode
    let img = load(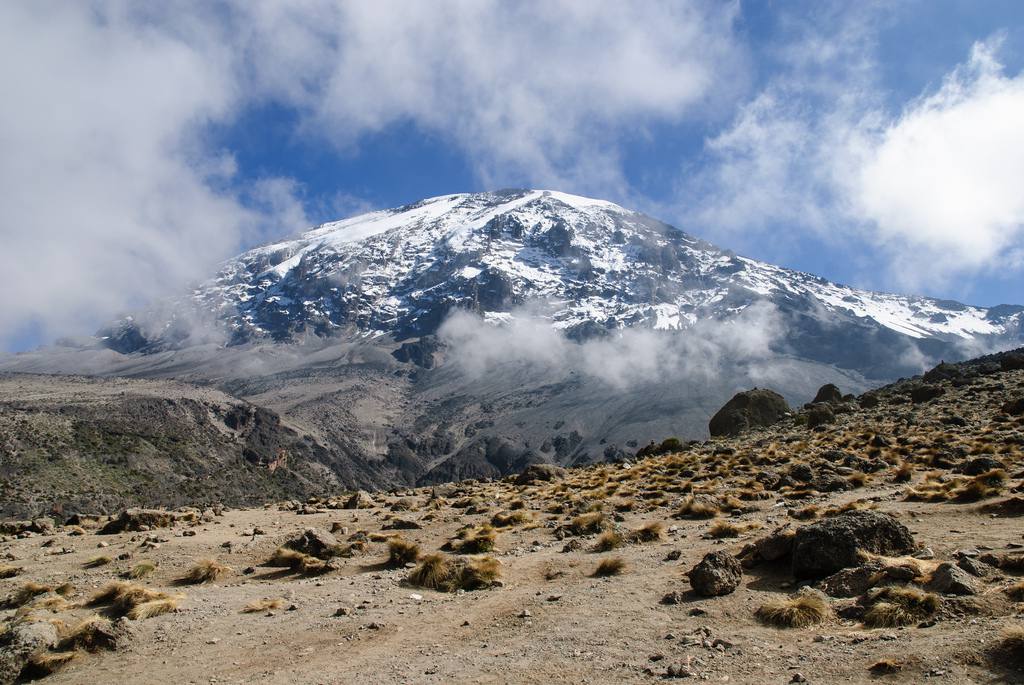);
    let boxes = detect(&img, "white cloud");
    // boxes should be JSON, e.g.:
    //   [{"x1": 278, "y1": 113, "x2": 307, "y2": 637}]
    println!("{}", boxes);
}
[
  {"x1": 0, "y1": 3, "x2": 305, "y2": 348},
  {"x1": 686, "y1": 13, "x2": 1024, "y2": 291},
  {"x1": 236, "y1": 0, "x2": 746, "y2": 193},
  {"x1": 438, "y1": 300, "x2": 784, "y2": 391},
  {"x1": 849, "y1": 40, "x2": 1024, "y2": 276}
]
